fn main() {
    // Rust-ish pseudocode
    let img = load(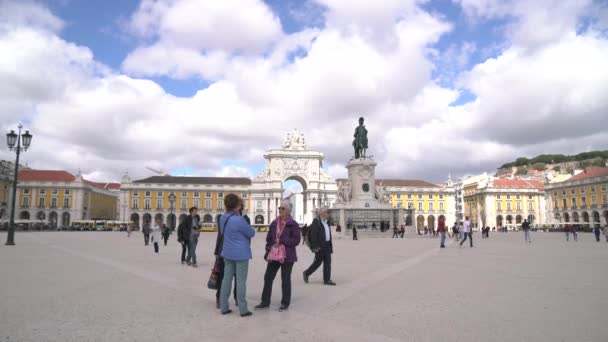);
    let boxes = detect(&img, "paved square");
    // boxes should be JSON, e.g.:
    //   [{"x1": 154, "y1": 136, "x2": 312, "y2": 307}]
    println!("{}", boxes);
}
[{"x1": 0, "y1": 231, "x2": 607, "y2": 342}]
